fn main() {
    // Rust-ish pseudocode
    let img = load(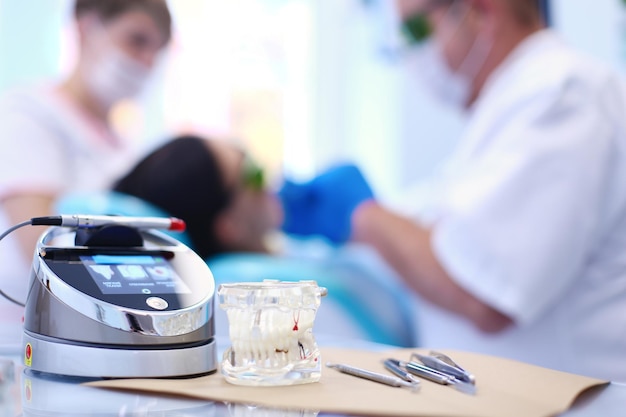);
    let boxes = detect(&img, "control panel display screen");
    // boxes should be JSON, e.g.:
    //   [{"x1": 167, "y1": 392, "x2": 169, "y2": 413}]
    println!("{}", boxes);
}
[{"x1": 80, "y1": 254, "x2": 191, "y2": 295}]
